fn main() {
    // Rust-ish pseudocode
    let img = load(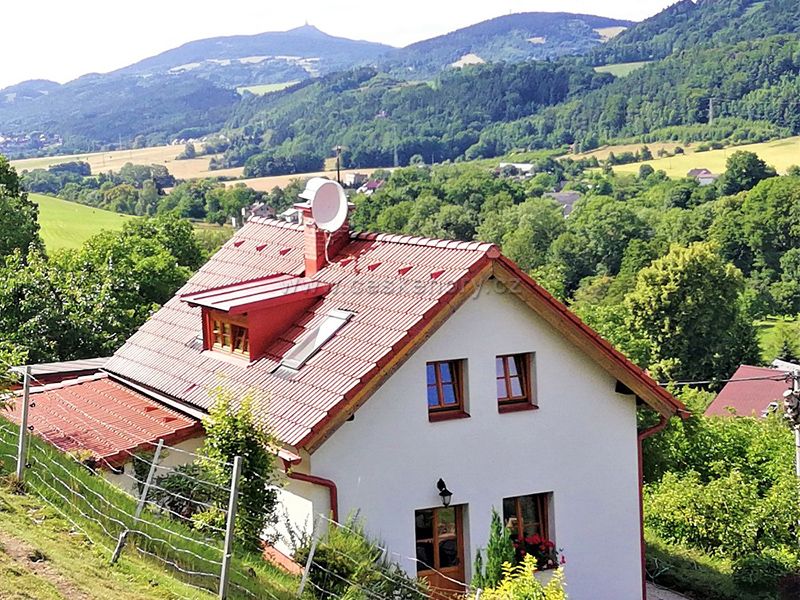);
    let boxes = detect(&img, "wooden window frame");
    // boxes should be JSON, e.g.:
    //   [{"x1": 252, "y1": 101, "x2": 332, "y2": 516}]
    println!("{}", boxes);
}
[
  {"x1": 426, "y1": 360, "x2": 469, "y2": 422},
  {"x1": 504, "y1": 493, "x2": 550, "y2": 543},
  {"x1": 206, "y1": 311, "x2": 250, "y2": 358},
  {"x1": 414, "y1": 505, "x2": 465, "y2": 575},
  {"x1": 496, "y1": 353, "x2": 536, "y2": 413}
]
